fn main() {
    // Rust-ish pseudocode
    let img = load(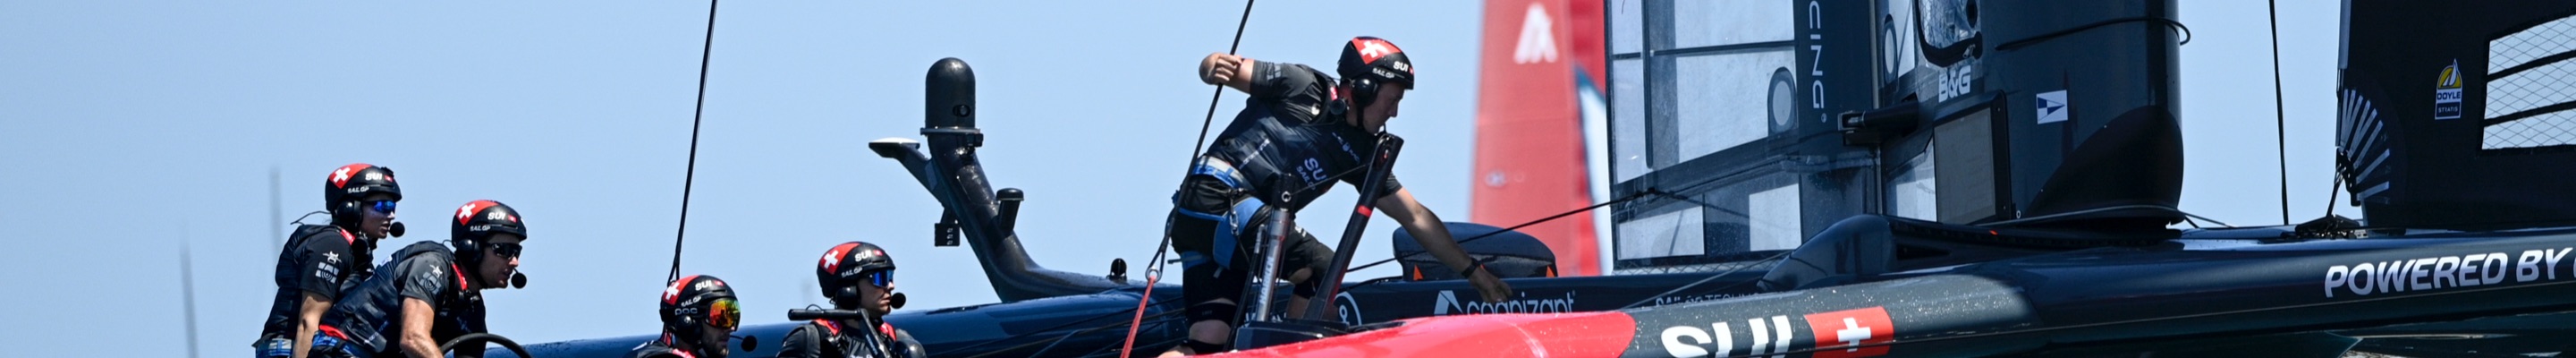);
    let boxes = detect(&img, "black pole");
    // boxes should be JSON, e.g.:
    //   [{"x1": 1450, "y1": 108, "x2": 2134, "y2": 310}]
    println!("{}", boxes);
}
[
  {"x1": 2268, "y1": 0, "x2": 2292, "y2": 225},
  {"x1": 667, "y1": 0, "x2": 719, "y2": 283},
  {"x1": 1302, "y1": 136, "x2": 1402, "y2": 320}
]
